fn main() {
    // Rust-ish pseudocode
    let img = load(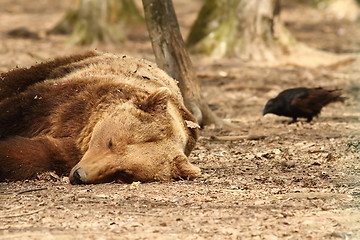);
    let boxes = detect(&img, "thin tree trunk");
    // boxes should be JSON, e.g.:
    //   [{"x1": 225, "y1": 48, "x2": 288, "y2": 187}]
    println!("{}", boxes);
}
[{"x1": 142, "y1": 0, "x2": 223, "y2": 127}]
